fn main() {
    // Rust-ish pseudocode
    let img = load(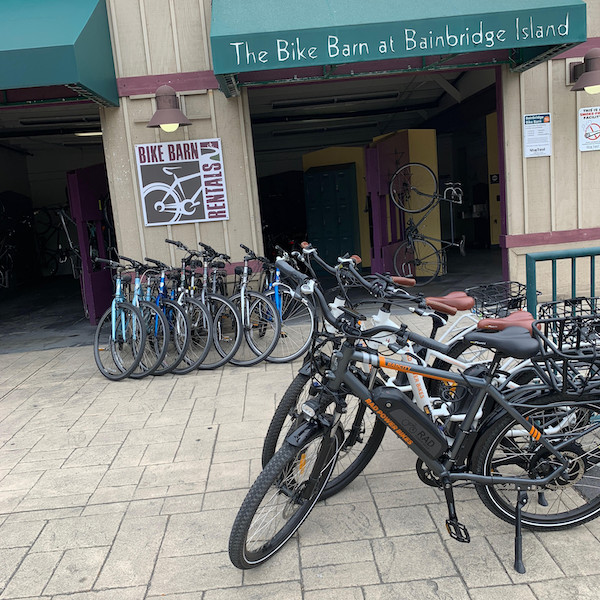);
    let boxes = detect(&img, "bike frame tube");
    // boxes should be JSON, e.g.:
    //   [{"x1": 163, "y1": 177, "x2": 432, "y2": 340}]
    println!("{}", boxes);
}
[{"x1": 320, "y1": 342, "x2": 569, "y2": 489}]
